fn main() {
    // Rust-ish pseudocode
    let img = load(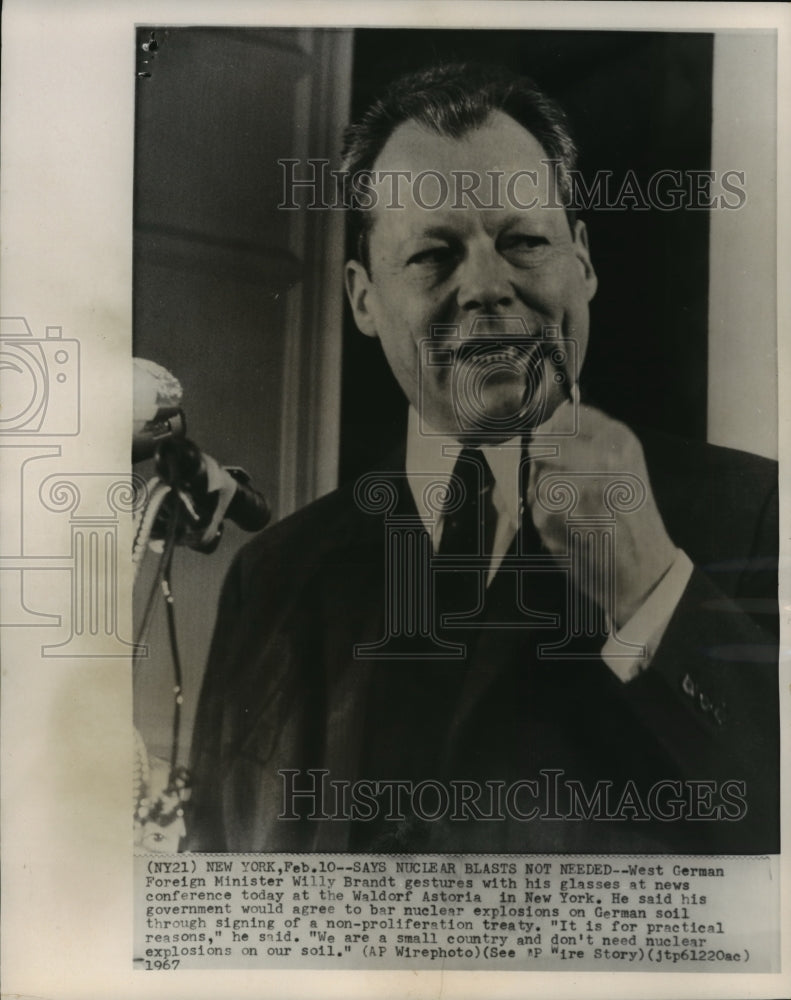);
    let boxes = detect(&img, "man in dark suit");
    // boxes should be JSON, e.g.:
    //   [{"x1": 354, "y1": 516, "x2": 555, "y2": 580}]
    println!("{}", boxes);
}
[{"x1": 186, "y1": 64, "x2": 778, "y2": 855}]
